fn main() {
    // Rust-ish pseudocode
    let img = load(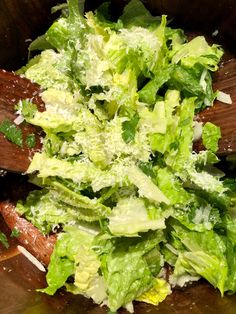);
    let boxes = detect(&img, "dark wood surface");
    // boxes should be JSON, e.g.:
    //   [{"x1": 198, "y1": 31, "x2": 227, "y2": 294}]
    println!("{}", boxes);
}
[
  {"x1": 0, "y1": 0, "x2": 64, "y2": 70},
  {"x1": 144, "y1": 0, "x2": 236, "y2": 53}
]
